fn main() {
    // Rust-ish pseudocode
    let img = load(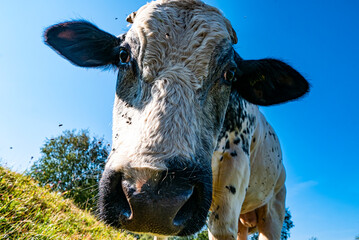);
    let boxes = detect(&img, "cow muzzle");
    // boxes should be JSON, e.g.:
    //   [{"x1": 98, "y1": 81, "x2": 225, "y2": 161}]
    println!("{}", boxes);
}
[{"x1": 98, "y1": 161, "x2": 212, "y2": 236}]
